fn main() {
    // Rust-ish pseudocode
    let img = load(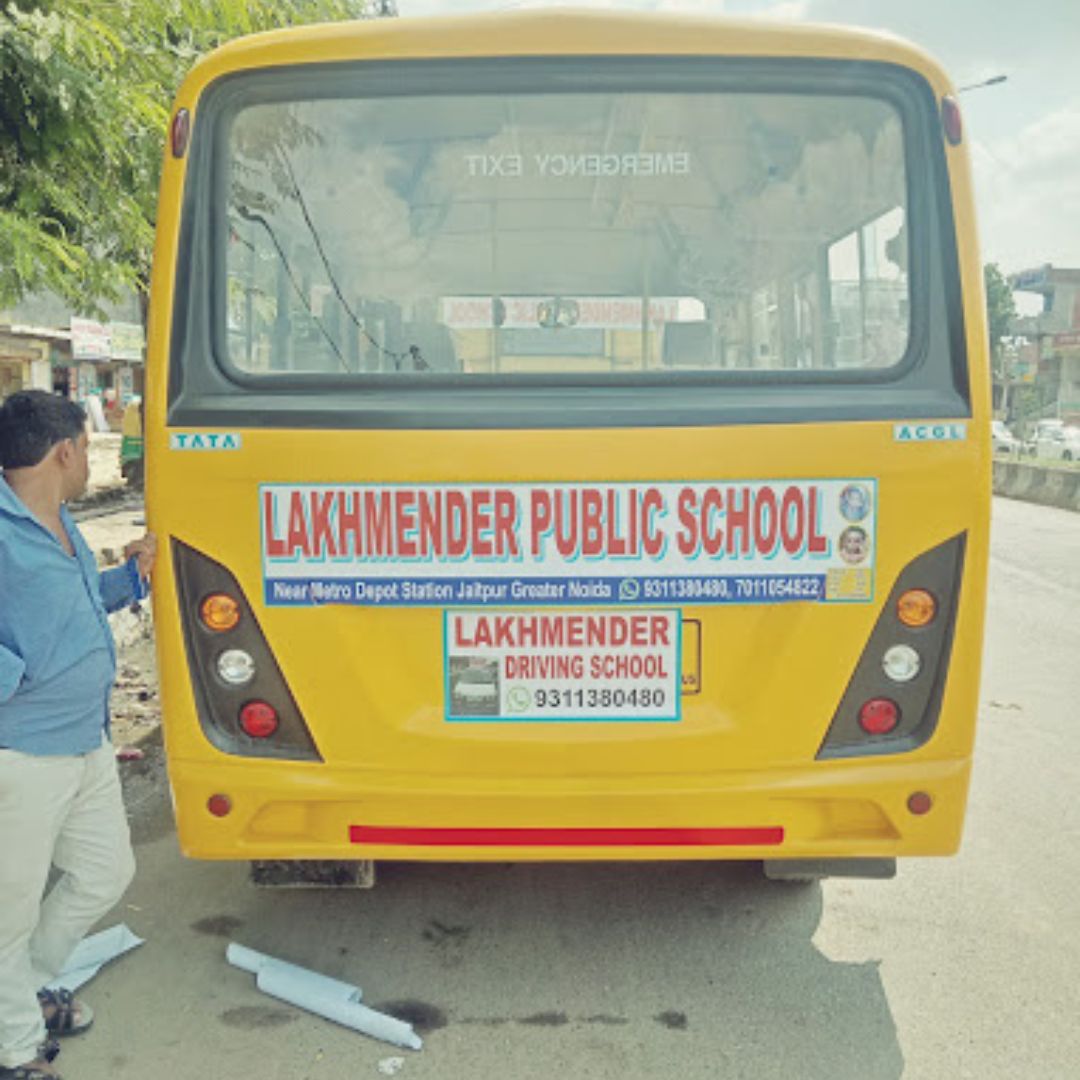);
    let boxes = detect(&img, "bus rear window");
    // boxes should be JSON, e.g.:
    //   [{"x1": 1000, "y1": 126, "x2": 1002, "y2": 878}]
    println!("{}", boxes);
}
[{"x1": 222, "y1": 87, "x2": 909, "y2": 378}]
